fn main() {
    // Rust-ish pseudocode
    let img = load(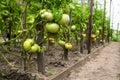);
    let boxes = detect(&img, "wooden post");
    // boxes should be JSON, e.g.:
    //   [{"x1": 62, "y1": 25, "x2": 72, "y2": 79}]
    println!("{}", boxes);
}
[
  {"x1": 36, "y1": 22, "x2": 45, "y2": 74},
  {"x1": 22, "y1": 2, "x2": 27, "y2": 71},
  {"x1": 23, "y1": 4, "x2": 27, "y2": 30},
  {"x1": 80, "y1": 0, "x2": 84, "y2": 53},
  {"x1": 87, "y1": 0, "x2": 94, "y2": 54},
  {"x1": 63, "y1": 10, "x2": 72, "y2": 61},
  {"x1": 7, "y1": 6, "x2": 13, "y2": 41},
  {"x1": 102, "y1": 0, "x2": 106, "y2": 45},
  {"x1": 8, "y1": 20, "x2": 12, "y2": 40}
]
